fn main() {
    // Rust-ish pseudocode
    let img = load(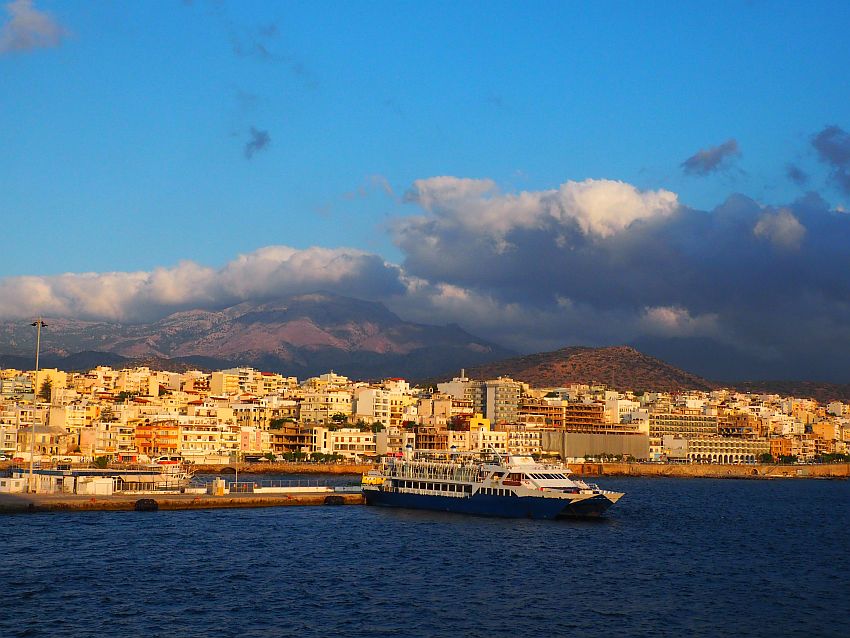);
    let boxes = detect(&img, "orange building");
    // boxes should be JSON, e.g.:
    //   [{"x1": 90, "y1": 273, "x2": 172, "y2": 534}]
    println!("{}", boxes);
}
[
  {"x1": 135, "y1": 421, "x2": 180, "y2": 457},
  {"x1": 770, "y1": 438, "x2": 792, "y2": 459},
  {"x1": 519, "y1": 398, "x2": 565, "y2": 428}
]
